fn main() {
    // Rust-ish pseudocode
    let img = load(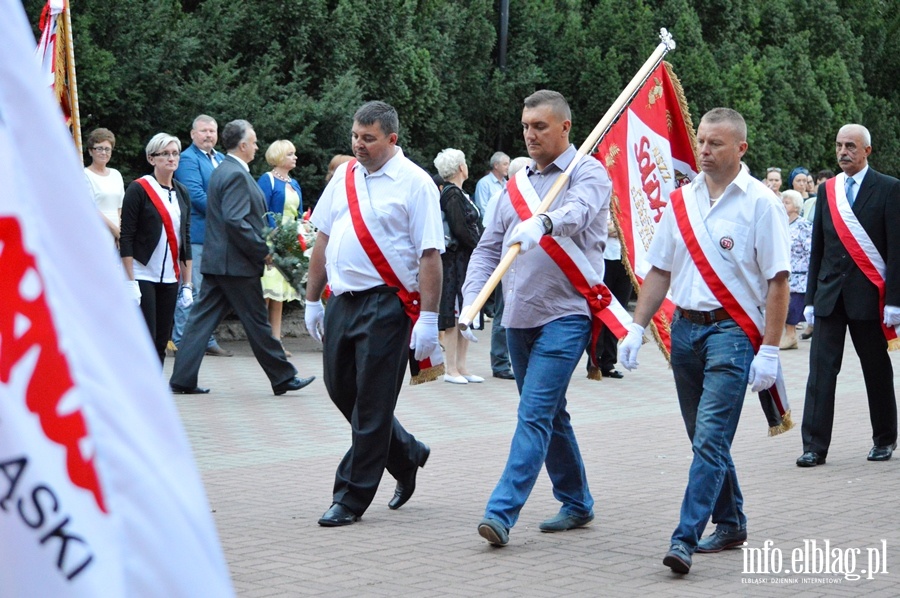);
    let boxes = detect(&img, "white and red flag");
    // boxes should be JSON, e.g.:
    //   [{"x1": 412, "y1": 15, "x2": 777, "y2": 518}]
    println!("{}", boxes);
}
[
  {"x1": 593, "y1": 61, "x2": 698, "y2": 358},
  {"x1": 593, "y1": 62, "x2": 792, "y2": 435},
  {"x1": 34, "y1": 0, "x2": 74, "y2": 126},
  {"x1": 1, "y1": 2, "x2": 234, "y2": 596}
]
